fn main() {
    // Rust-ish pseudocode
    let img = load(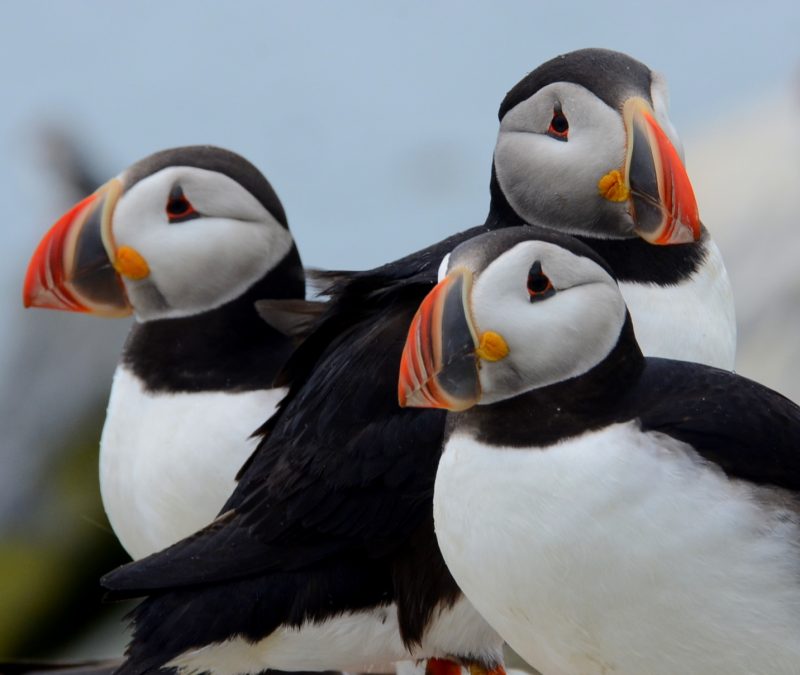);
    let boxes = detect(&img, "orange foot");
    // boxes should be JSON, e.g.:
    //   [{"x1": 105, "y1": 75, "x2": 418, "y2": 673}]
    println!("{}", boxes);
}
[
  {"x1": 468, "y1": 664, "x2": 506, "y2": 675},
  {"x1": 425, "y1": 658, "x2": 464, "y2": 675}
]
